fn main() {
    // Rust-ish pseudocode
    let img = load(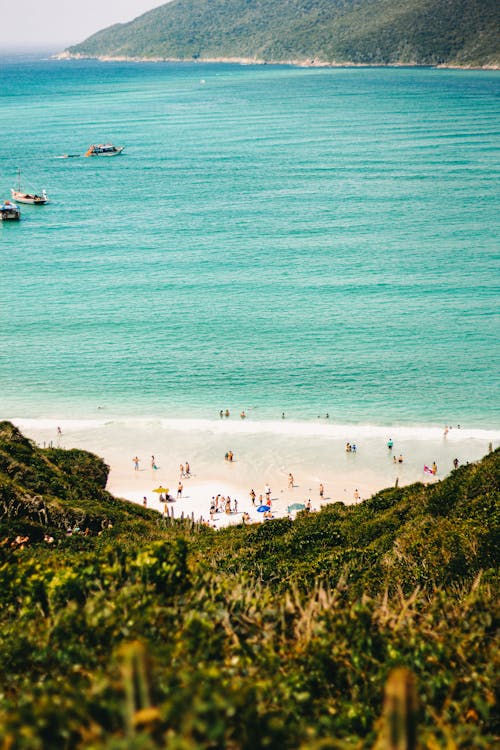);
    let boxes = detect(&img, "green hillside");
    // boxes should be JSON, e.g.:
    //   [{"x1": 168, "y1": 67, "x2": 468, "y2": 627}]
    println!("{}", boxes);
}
[
  {"x1": 65, "y1": 0, "x2": 500, "y2": 67},
  {"x1": 0, "y1": 420, "x2": 498, "y2": 748}
]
